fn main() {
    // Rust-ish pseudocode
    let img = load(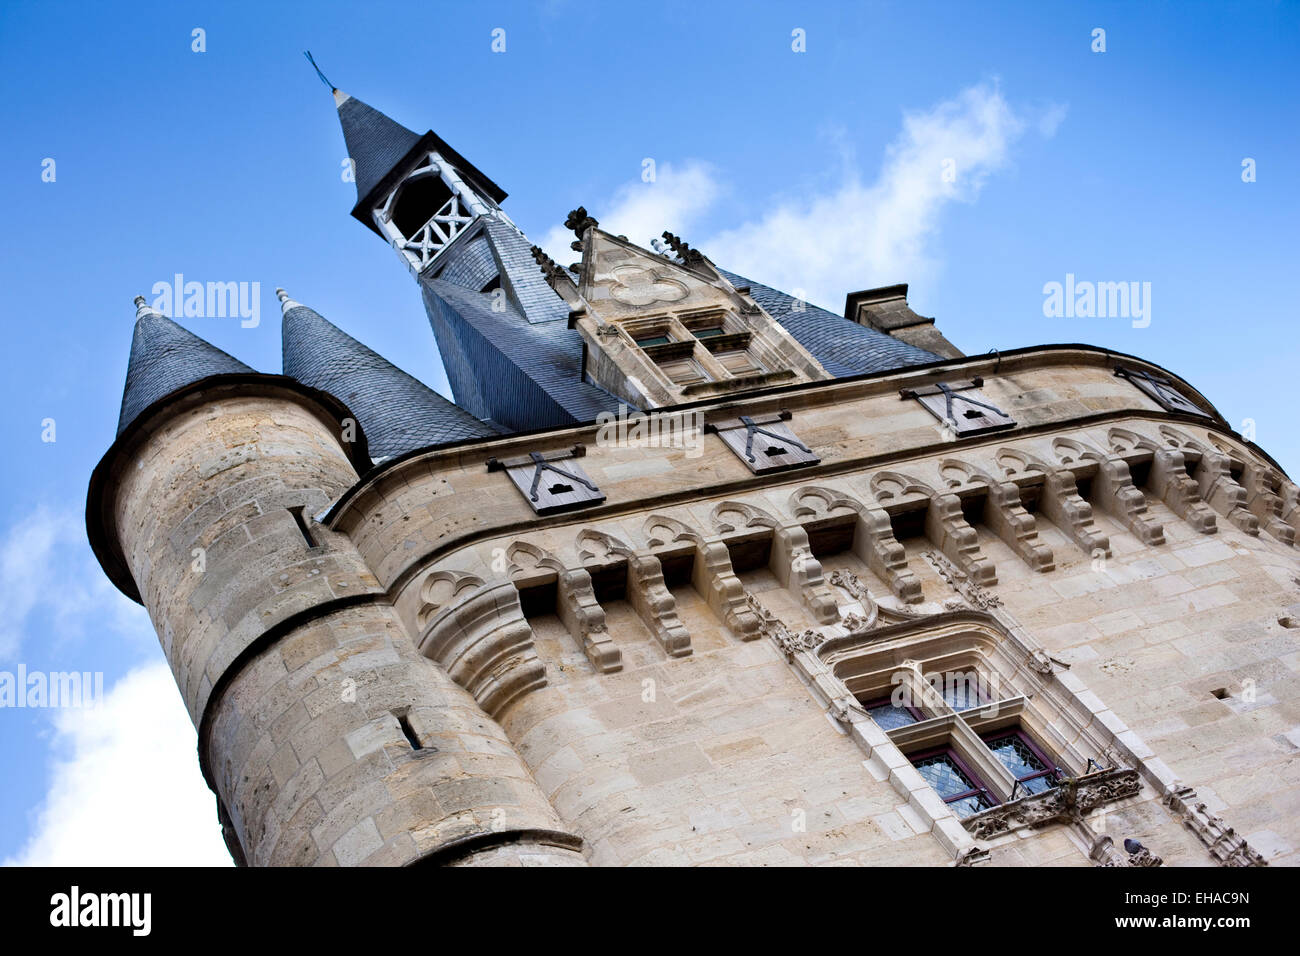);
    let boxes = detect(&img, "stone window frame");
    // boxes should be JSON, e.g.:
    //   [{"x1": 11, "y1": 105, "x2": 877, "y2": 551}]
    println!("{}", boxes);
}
[
  {"x1": 617, "y1": 307, "x2": 777, "y2": 390},
  {"x1": 846, "y1": 639, "x2": 1068, "y2": 818},
  {"x1": 763, "y1": 607, "x2": 1161, "y2": 860}
]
